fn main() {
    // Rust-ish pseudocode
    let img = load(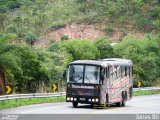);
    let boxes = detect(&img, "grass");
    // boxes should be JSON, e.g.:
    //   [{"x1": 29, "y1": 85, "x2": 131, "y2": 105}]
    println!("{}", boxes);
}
[
  {"x1": 133, "y1": 90, "x2": 160, "y2": 96},
  {"x1": 0, "y1": 96, "x2": 65, "y2": 109},
  {"x1": 0, "y1": 90, "x2": 160, "y2": 109}
]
